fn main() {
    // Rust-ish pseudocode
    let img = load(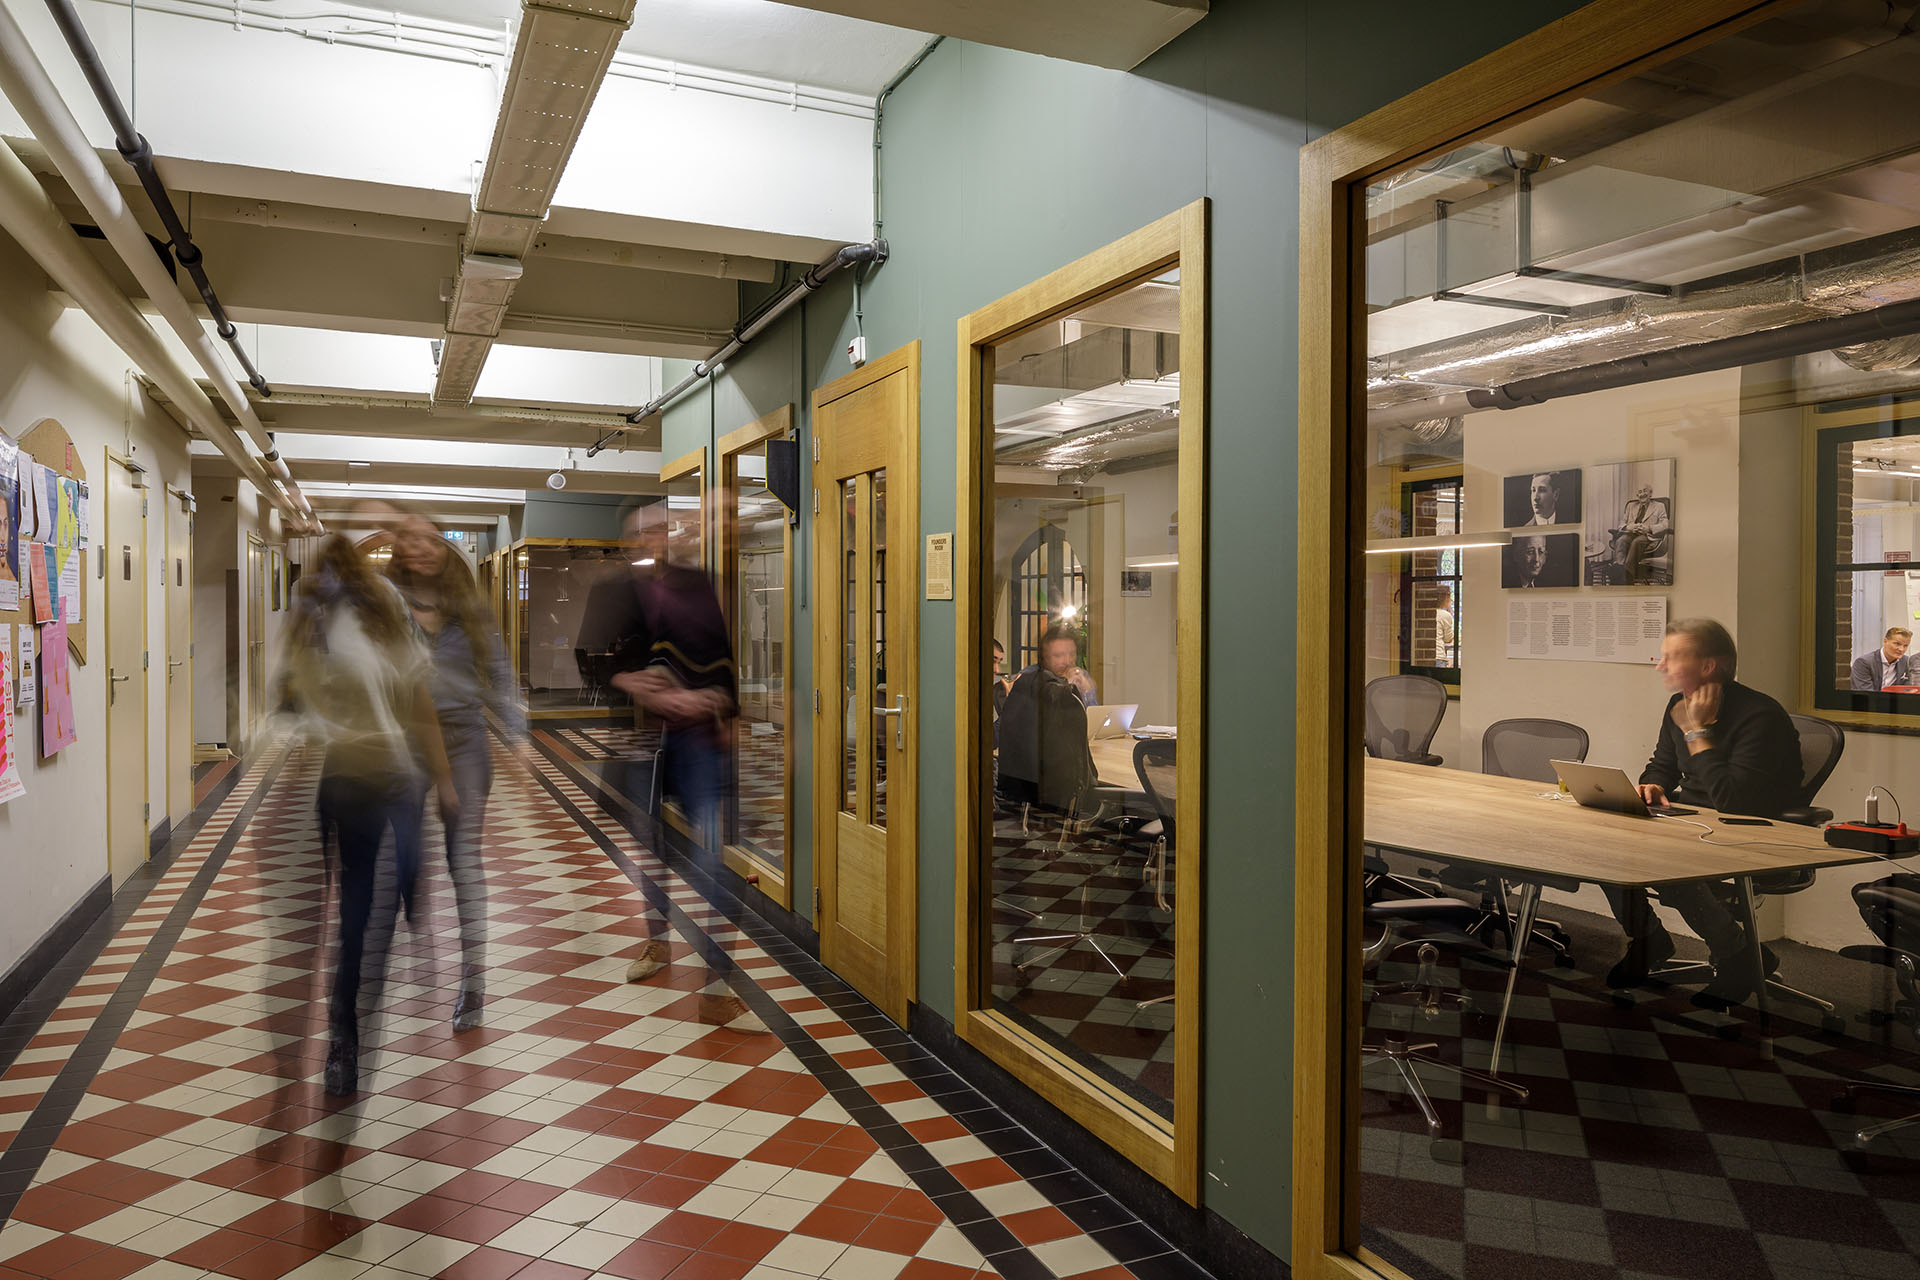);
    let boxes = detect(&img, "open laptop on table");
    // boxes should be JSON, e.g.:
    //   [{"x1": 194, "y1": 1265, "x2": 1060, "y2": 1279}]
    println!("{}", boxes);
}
[
  {"x1": 1088, "y1": 704, "x2": 1139, "y2": 739},
  {"x1": 1550, "y1": 759, "x2": 1697, "y2": 818}
]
